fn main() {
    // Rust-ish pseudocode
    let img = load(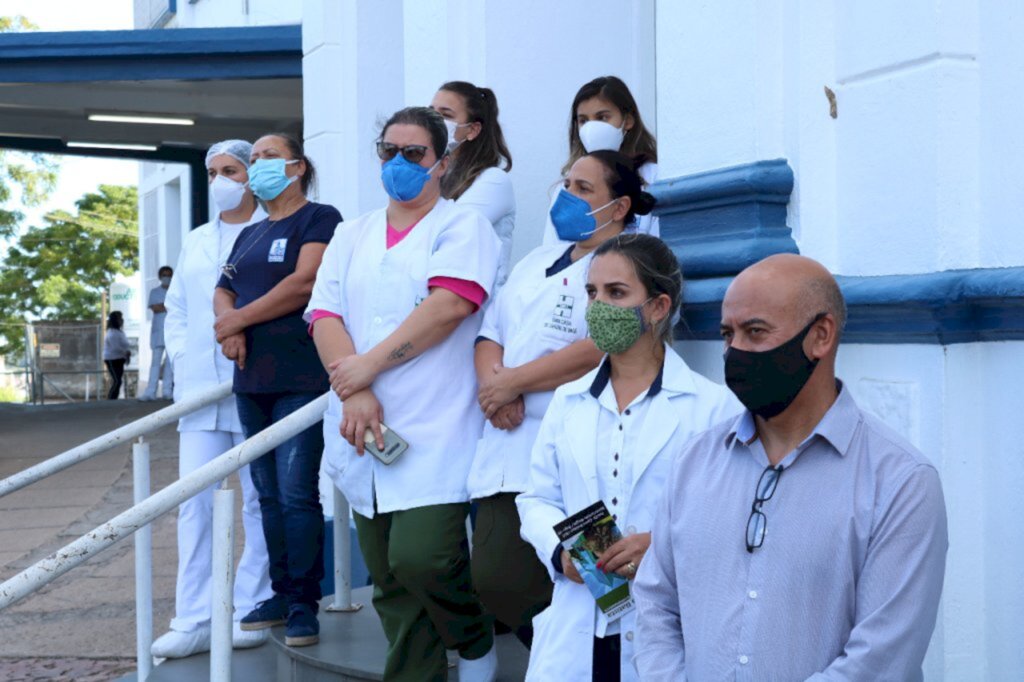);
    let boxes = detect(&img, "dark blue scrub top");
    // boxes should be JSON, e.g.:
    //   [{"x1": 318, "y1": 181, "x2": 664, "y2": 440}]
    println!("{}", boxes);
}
[{"x1": 216, "y1": 201, "x2": 342, "y2": 394}]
